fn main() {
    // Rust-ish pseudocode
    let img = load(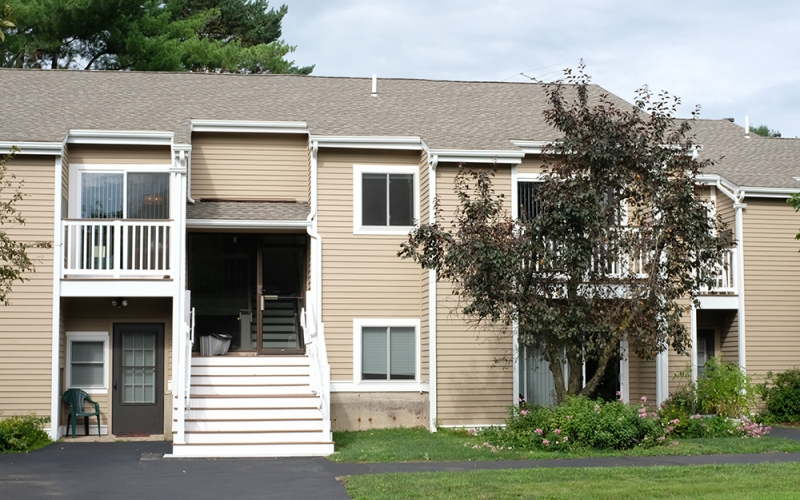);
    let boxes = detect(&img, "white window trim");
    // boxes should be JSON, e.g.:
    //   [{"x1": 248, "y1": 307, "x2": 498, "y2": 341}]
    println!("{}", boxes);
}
[
  {"x1": 353, "y1": 165, "x2": 420, "y2": 235},
  {"x1": 66, "y1": 331, "x2": 110, "y2": 394},
  {"x1": 68, "y1": 163, "x2": 172, "y2": 219},
  {"x1": 353, "y1": 318, "x2": 422, "y2": 391}
]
